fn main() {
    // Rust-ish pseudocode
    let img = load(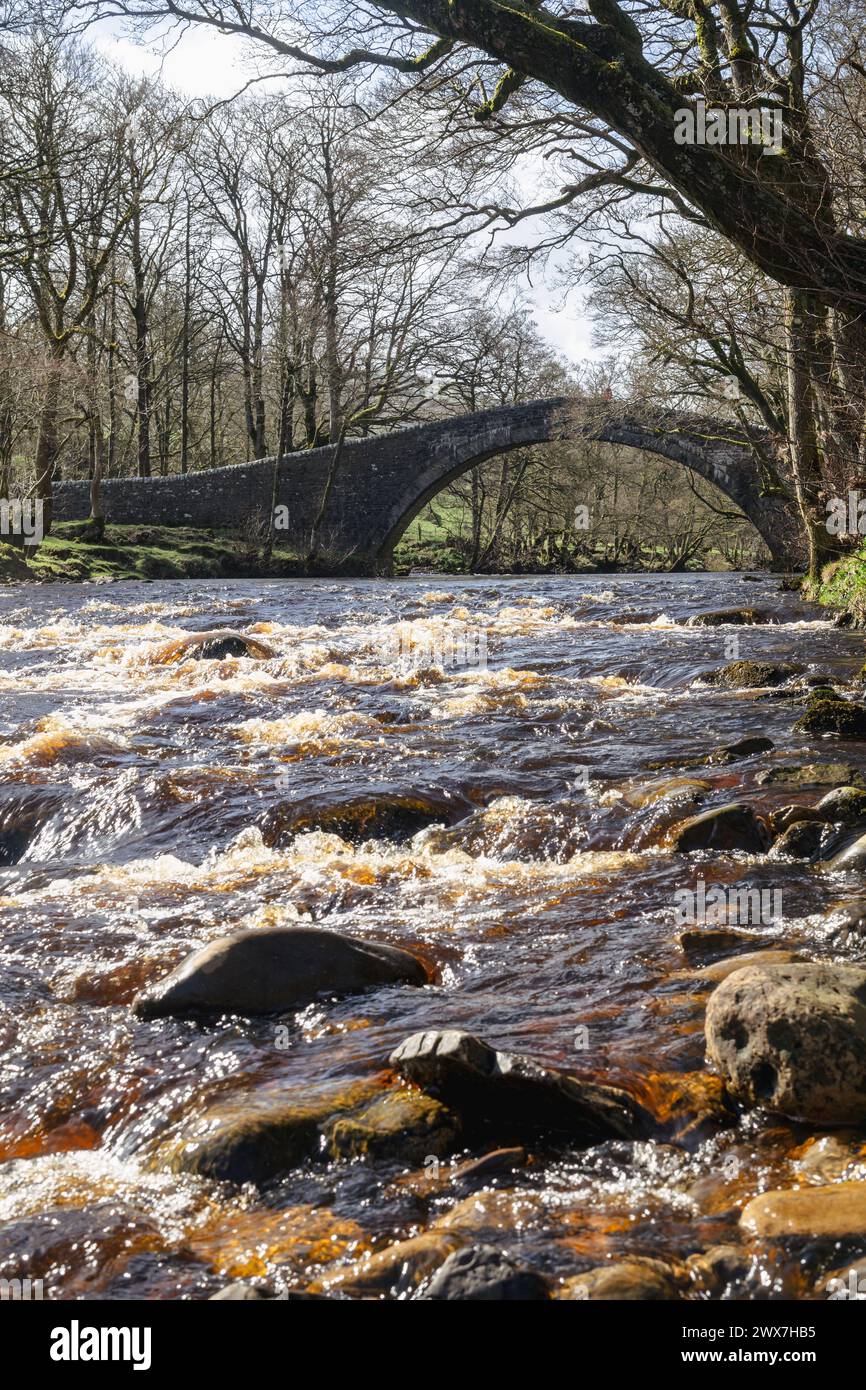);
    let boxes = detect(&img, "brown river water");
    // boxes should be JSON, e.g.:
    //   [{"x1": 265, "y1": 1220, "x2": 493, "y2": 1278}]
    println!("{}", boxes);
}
[{"x1": 1, "y1": 572, "x2": 865, "y2": 1300}]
